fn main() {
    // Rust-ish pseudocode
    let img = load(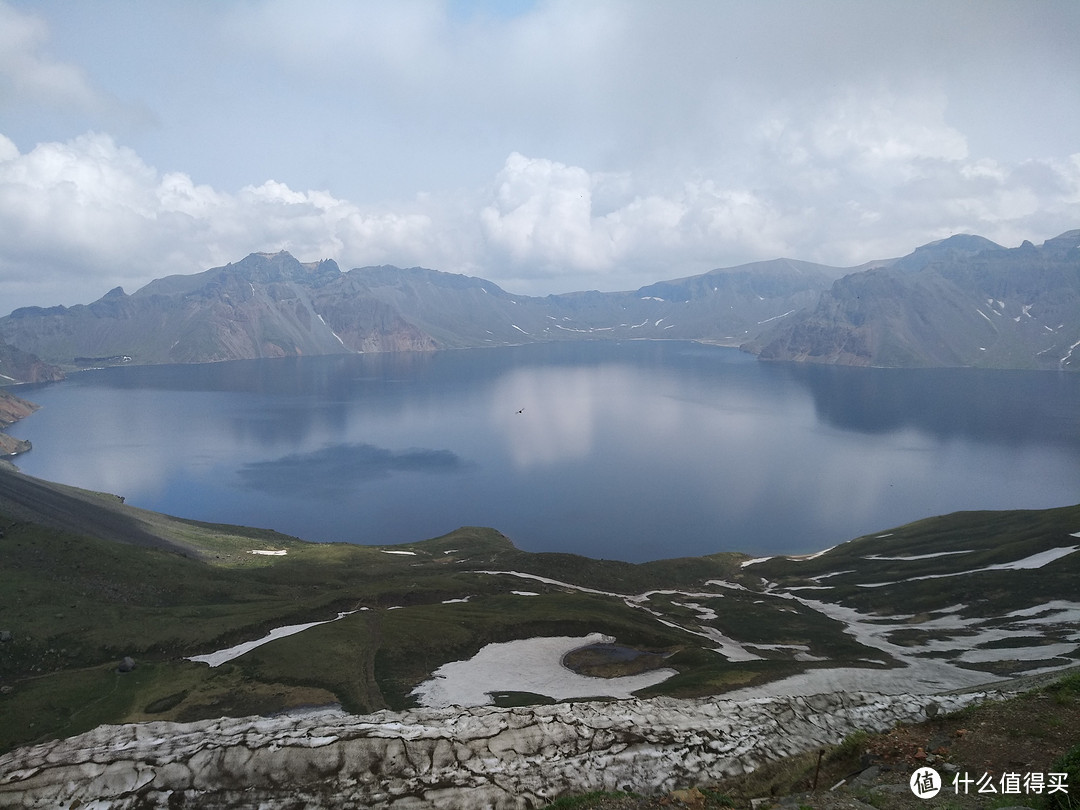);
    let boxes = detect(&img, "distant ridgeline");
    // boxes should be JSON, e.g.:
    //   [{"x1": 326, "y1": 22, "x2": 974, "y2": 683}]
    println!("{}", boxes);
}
[{"x1": 0, "y1": 230, "x2": 1078, "y2": 381}]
